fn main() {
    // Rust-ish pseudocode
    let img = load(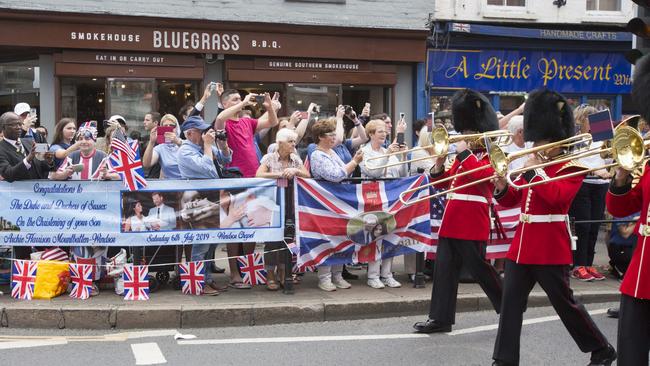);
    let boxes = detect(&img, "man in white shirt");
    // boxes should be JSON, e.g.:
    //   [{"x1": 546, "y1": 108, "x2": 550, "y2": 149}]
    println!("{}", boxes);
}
[{"x1": 146, "y1": 192, "x2": 177, "y2": 231}]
